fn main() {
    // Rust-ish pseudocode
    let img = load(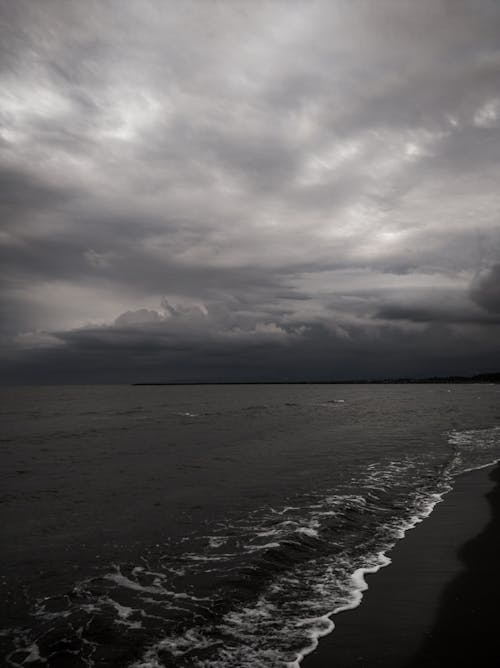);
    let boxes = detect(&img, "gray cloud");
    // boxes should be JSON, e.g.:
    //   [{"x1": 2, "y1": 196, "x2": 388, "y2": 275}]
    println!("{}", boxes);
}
[
  {"x1": 471, "y1": 264, "x2": 500, "y2": 314},
  {"x1": 1, "y1": 0, "x2": 500, "y2": 382}
]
